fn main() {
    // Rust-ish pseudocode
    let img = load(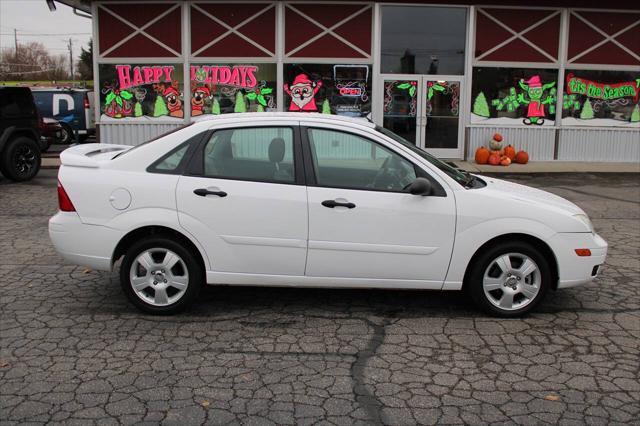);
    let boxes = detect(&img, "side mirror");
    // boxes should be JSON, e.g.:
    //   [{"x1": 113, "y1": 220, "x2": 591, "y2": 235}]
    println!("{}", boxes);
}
[{"x1": 407, "y1": 177, "x2": 432, "y2": 196}]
